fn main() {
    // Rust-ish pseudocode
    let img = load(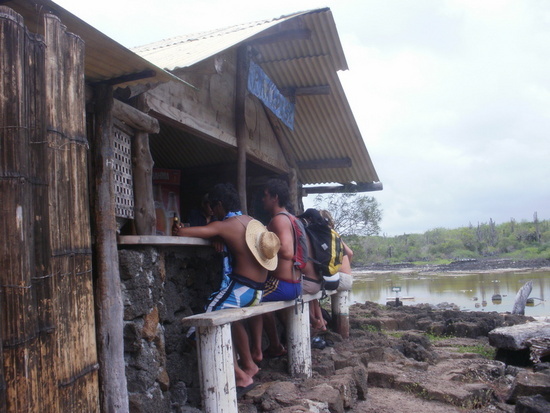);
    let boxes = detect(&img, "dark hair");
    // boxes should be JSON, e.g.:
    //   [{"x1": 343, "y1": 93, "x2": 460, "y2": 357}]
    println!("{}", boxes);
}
[
  {"x1": 208, "y1": 183, "x2": 241, "y2": 213},
  {"x1": 265, "y1": 178, "x2": 289, "y2": 208}
]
